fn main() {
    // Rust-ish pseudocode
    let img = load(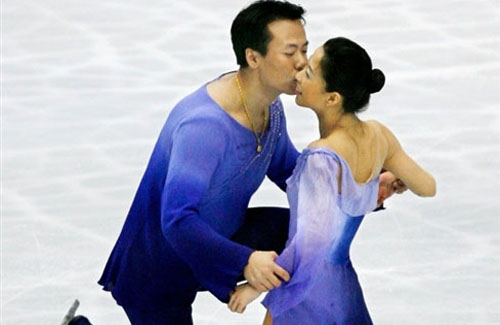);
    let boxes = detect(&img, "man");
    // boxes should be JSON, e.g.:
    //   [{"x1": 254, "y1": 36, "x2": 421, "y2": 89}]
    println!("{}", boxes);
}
[{"x1": 98, "y1": 1, "x2": 405, "y2": 323}]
